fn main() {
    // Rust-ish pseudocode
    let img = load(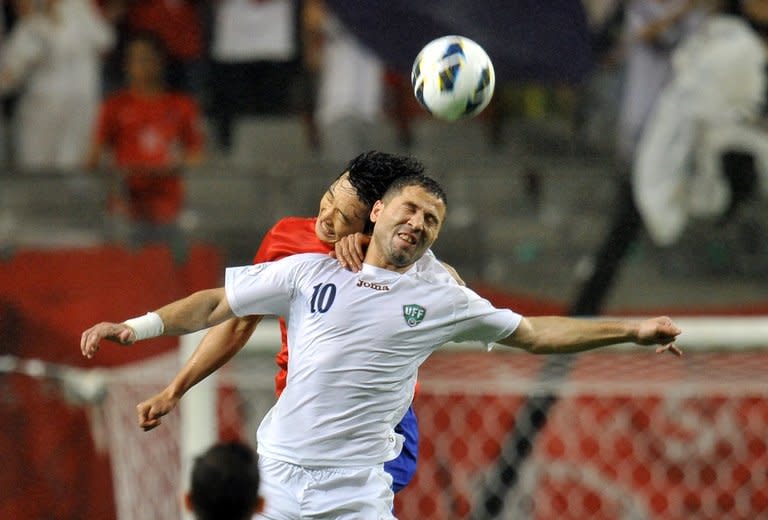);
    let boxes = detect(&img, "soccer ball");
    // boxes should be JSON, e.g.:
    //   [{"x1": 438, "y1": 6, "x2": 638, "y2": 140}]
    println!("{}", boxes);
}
[{"x1": 411, "y1": 35, "x2": 495, "y2": 121}]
